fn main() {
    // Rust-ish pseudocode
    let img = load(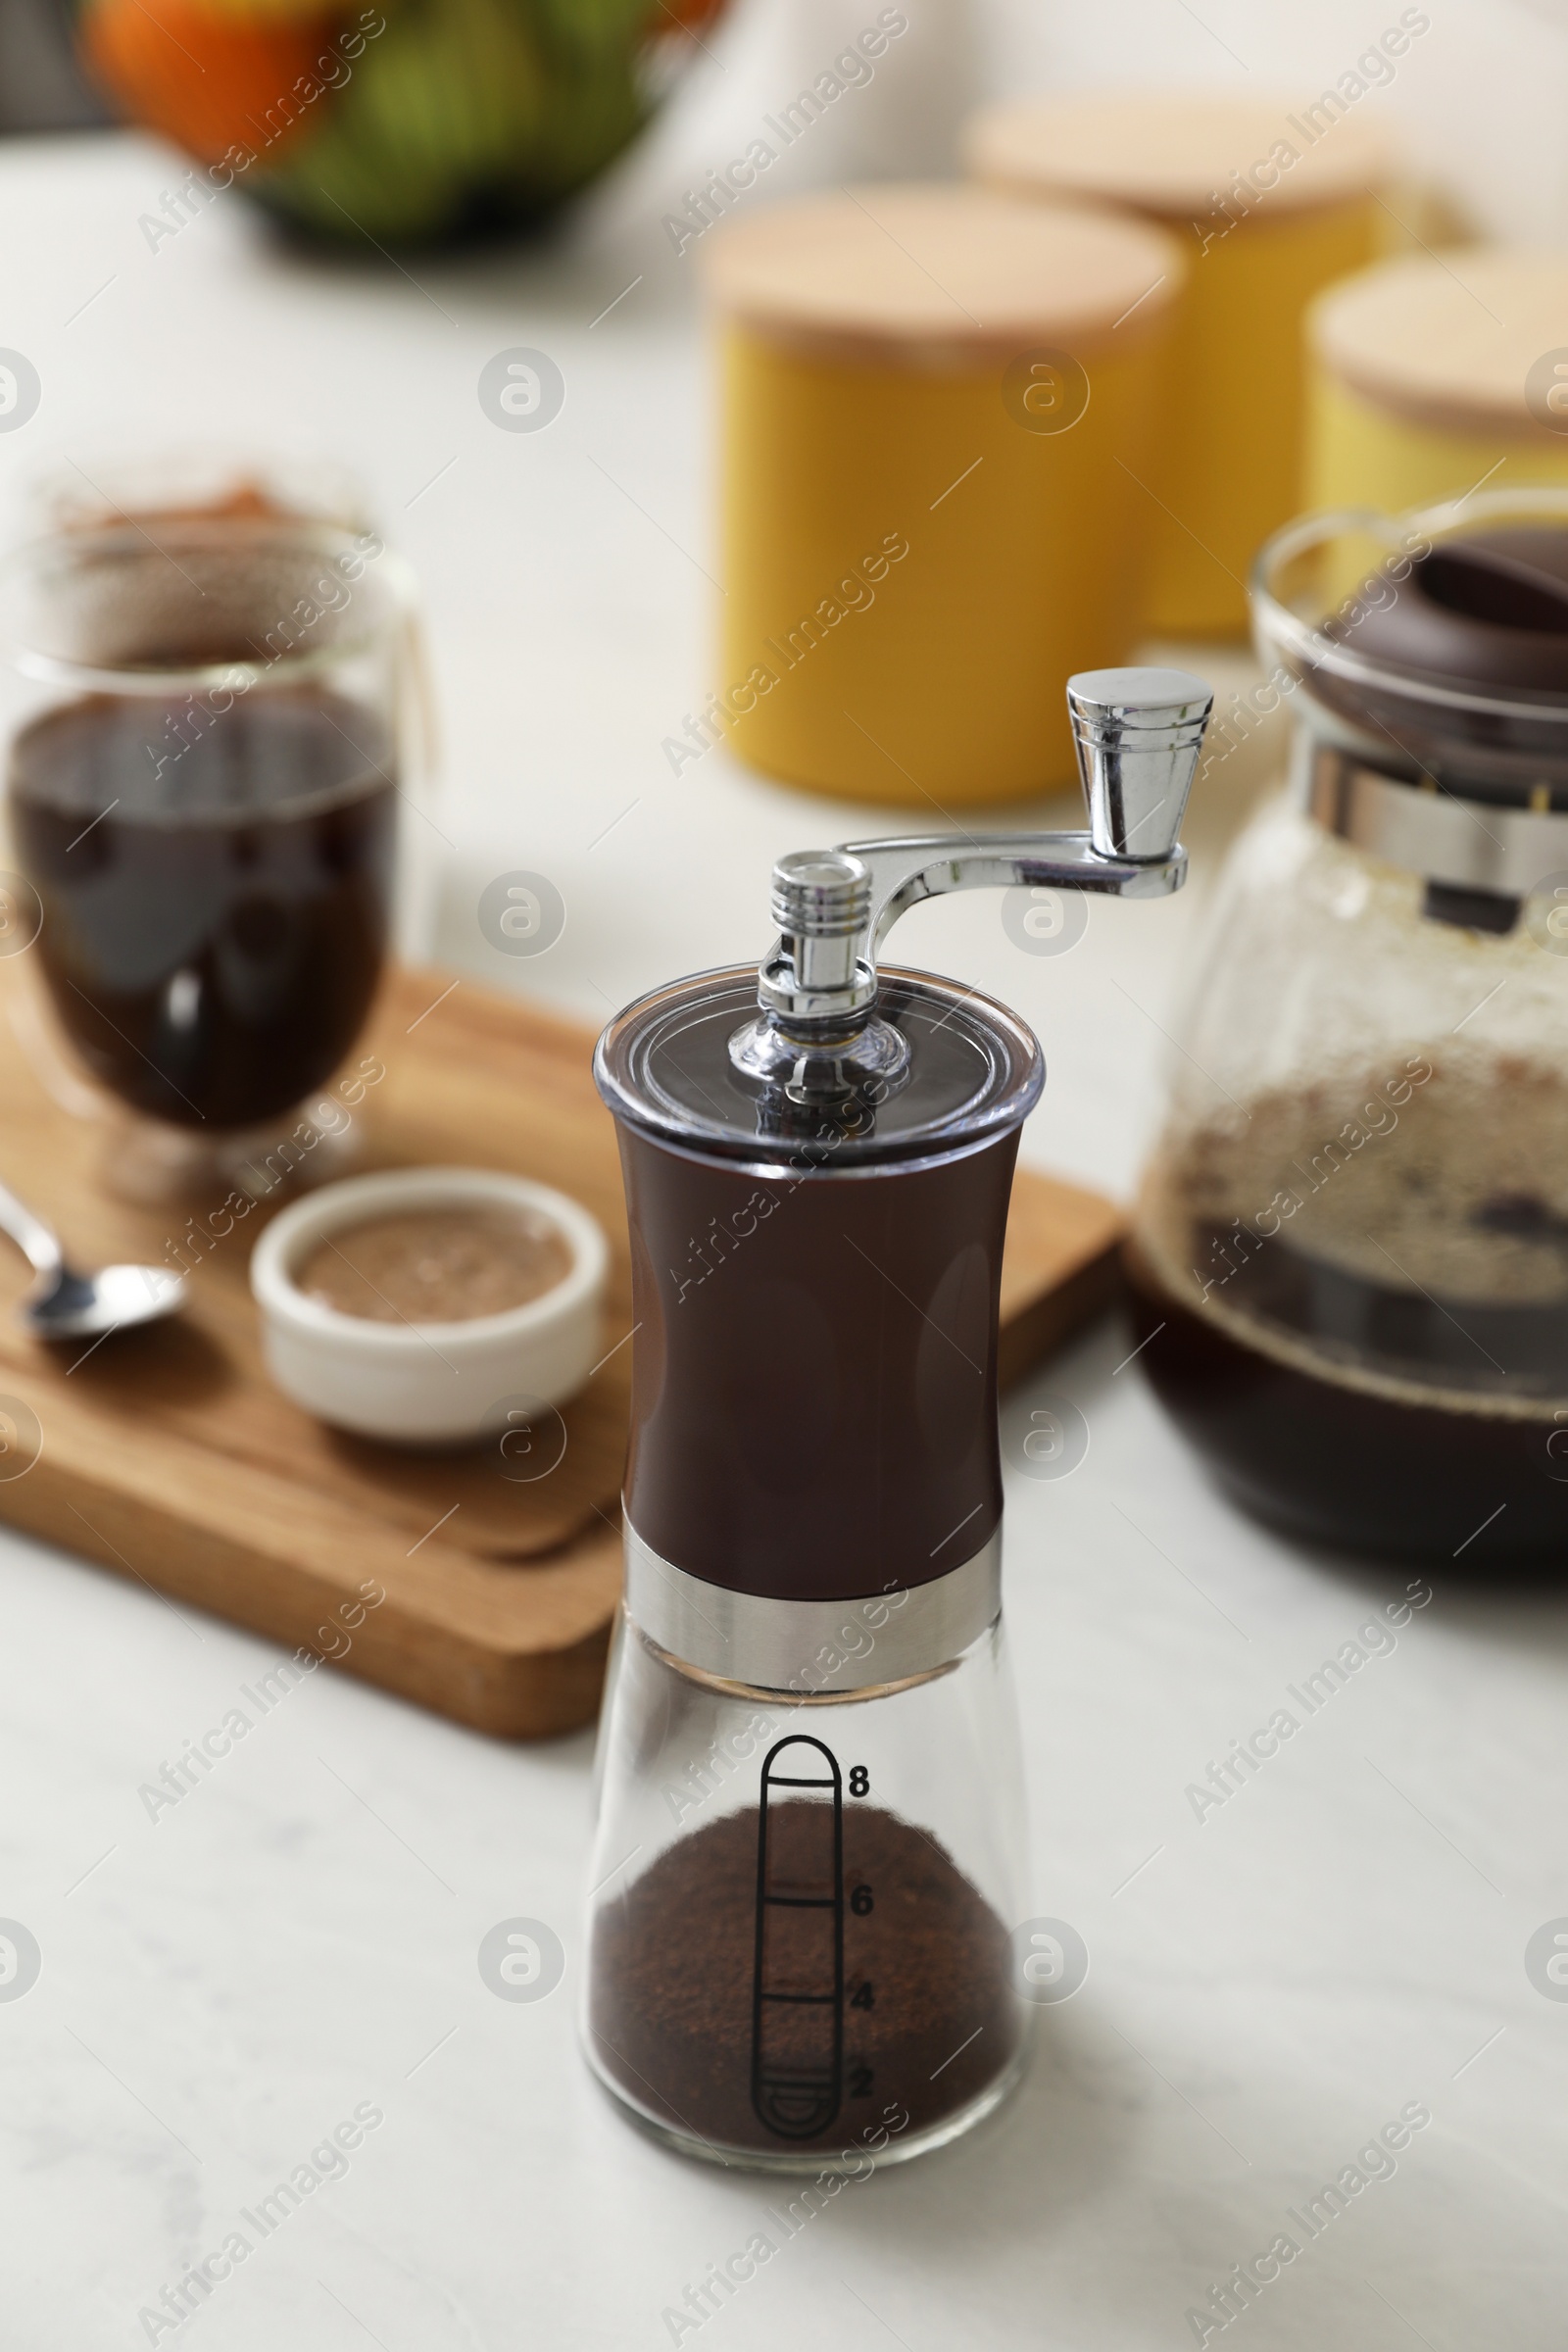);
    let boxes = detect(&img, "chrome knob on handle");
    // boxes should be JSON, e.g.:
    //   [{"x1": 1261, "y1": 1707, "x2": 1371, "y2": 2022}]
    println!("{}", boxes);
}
[{"x1": 1067, "y1": 665, "x2": 1213, "y2": 863}]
